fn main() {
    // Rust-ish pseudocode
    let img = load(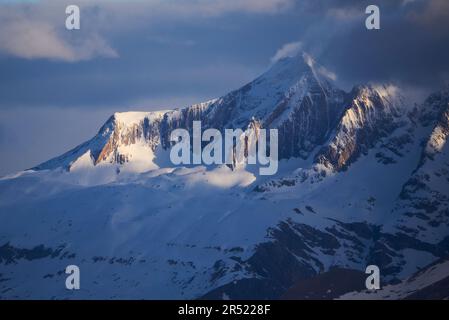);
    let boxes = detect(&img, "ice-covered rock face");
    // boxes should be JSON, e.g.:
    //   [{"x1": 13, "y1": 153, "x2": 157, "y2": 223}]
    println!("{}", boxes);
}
[
  {"x1": 315, "y1": 84, "x2": 404, "y2": 171},
  {"x1": 201, "y1": 53, "x2": 340, "y2": 128},
  {"x1": 416, "y1": 89, "x2": 449, "y2": 160},
  {"x1": 33, "y1": 111, "x2": 167, "y2": 173},
  {"x1": 425, "y1": 108, "x2": 449, "y2": 157},
  {"x1": 390, "y1": 92, "x2": 449, "y2": 244},
  {"x1": 199, "y1": 53, "x2": 346, "y2": 160},
  {"x1": 94, "y1": 112, "x2": 166, "y2": 166}
]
